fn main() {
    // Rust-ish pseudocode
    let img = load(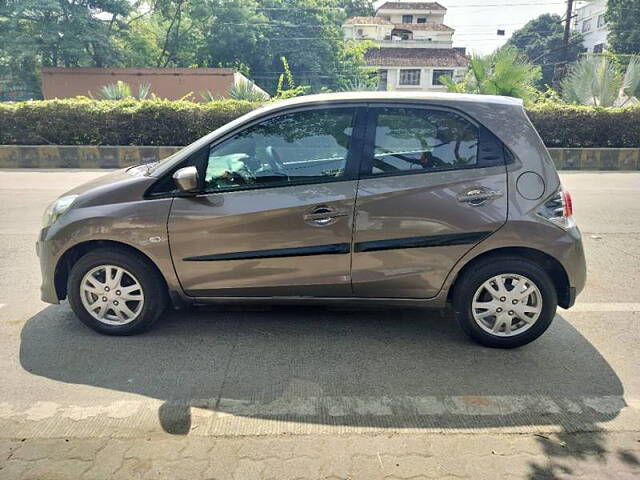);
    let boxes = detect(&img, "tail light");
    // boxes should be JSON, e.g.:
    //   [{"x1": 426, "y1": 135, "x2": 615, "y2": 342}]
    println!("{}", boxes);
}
[{"x1": 537, "y1": 187, "x2": 575, "y2": 230}]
